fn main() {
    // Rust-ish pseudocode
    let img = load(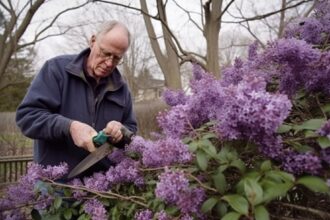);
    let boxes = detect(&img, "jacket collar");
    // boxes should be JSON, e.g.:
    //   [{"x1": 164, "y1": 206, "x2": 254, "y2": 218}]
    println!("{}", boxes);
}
[{"x1": 65, "y1": 48, "x2": 125, "y2": 92}]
